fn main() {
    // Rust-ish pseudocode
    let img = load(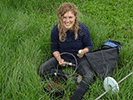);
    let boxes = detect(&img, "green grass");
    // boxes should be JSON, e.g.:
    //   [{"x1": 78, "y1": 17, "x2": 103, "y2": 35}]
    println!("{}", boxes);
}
[{"x1": 0, "y1": 0, "x2": 133, "y2": 100}]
